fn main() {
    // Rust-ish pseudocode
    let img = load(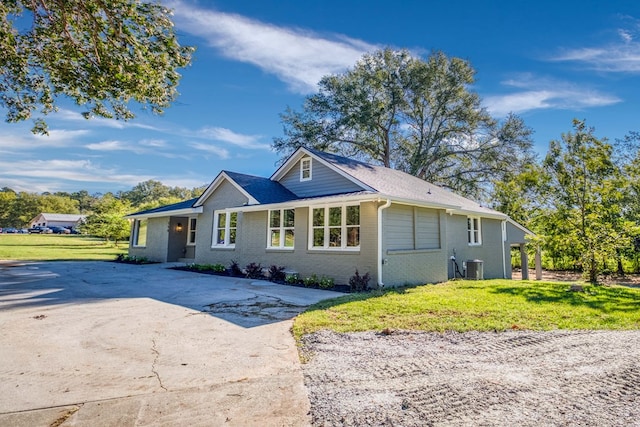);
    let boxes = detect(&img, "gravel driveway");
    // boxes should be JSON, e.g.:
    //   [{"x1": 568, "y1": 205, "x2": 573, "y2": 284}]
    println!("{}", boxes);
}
[{"x1": 301, "y1": 329, "x2": 640, "y2": 426}]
